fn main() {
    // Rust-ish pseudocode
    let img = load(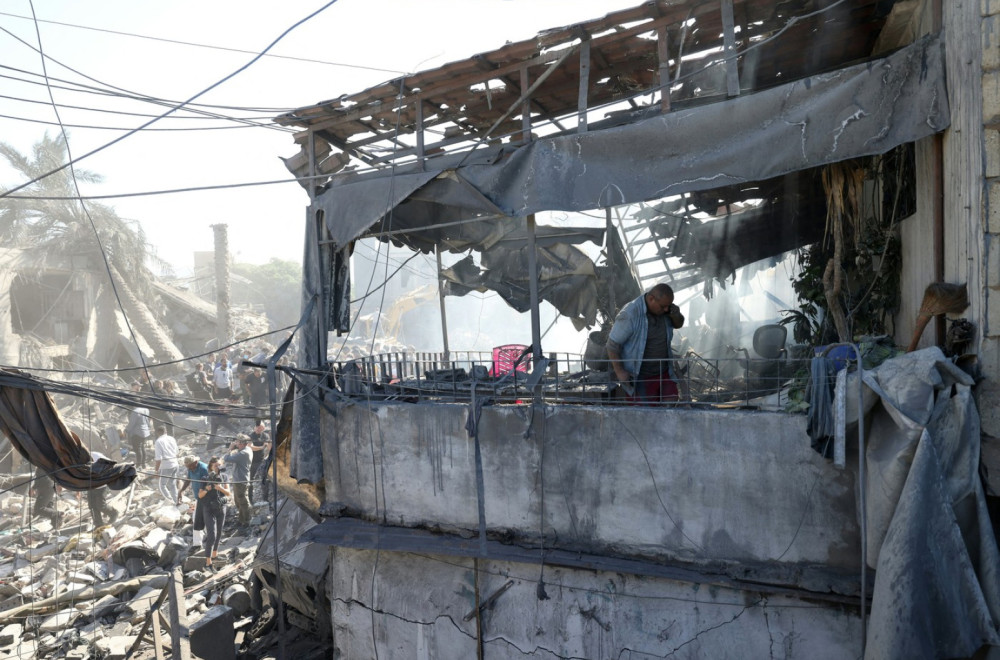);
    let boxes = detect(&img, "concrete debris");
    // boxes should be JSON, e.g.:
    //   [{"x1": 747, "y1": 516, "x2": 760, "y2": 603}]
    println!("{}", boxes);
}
[
  {"x1": 190, "y1": 605, "x2": 236, "y2": 660},
  {"x1": 0, "y1": 401, "x2": 277, "y2": 659}
]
